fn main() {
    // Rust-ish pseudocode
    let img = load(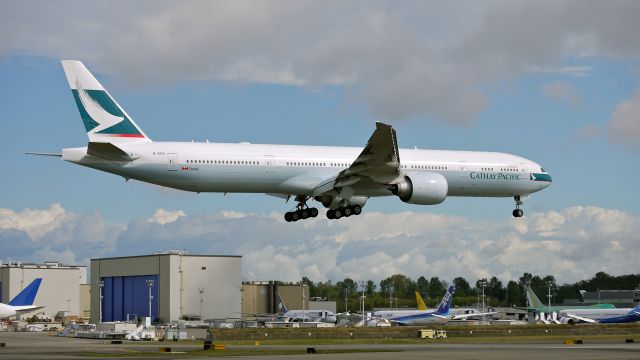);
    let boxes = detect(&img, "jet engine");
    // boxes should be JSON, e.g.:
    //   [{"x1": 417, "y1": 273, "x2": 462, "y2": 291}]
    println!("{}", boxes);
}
[
  {"x1": 315, "y1": 195, "x2": 367, "y2": 209},
  {"x1": 388, "y1": 172, "x2": 448, "y2": 205}
]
